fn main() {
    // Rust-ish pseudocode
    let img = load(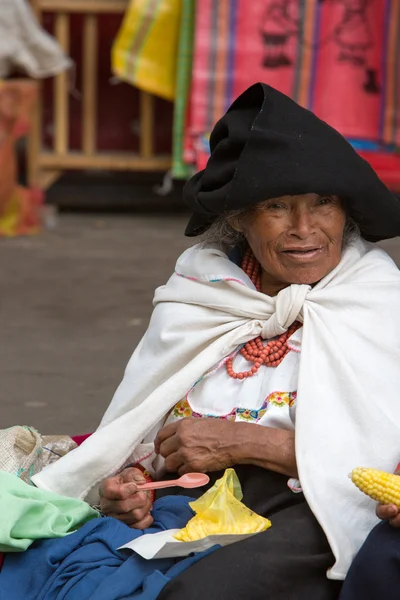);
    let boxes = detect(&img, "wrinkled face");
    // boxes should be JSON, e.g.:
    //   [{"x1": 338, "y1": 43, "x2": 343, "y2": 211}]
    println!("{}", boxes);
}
[{"x1": 238, "y1": 193, "x2": 347, "y2": 295}]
